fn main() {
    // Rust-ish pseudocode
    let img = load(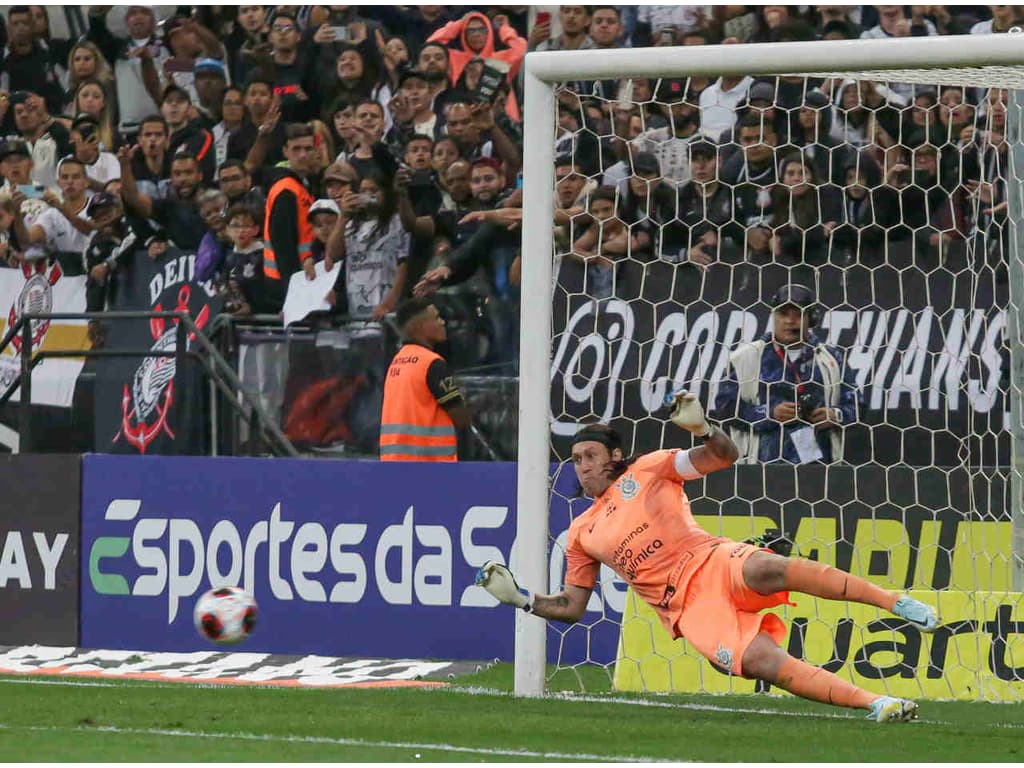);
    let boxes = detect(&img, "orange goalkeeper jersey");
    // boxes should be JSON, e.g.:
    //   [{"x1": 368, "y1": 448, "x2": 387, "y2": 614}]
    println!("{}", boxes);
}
[{"x1": 564, "y1": 449, "x2": 725, "y2": 638}]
